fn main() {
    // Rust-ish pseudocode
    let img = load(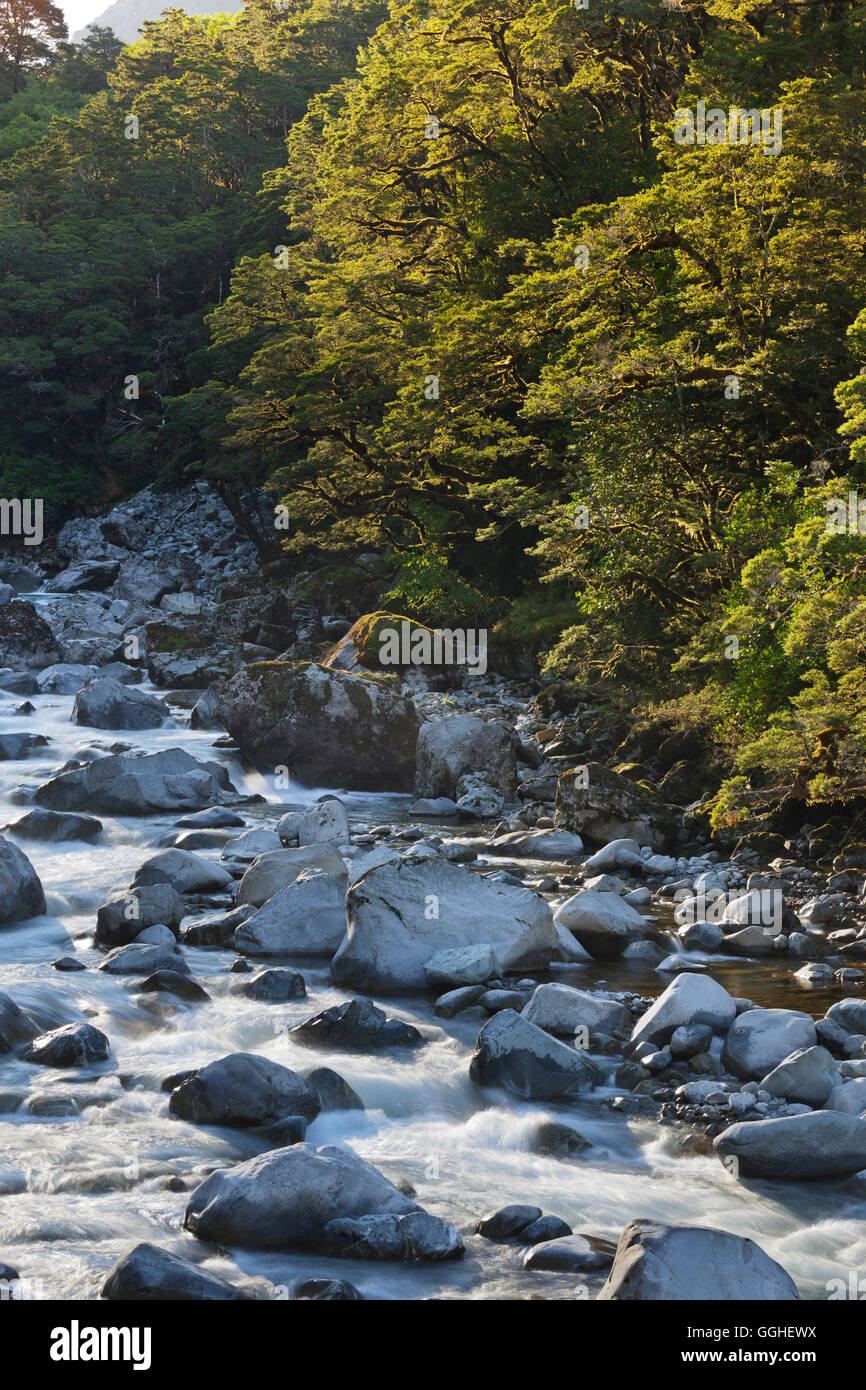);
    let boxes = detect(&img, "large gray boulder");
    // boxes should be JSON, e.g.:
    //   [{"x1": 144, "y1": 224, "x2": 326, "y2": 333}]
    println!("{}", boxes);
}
[
  {"x1": 214, "y1": 660, "x2": 421, "y2": 792},
  {"x1": 630, "y1": 973, "x2": 737, "y2": 1050},
  {"x1": 297, "y1": 798, "x2": 350, "y2": 845},
  {"x1": 131, "y1": 849, "x2": 233, "y2": 895},
  {"x1": 415, "y1": 715, "x2": 519, "y2": 798},
  {"x1": 169, "y1": 1053, "x2": 320, "y2": 1128},
  {"x1": 8, "y1": 809, "x2": 103, "y2": 842},
  {"x1": 95, "y1": 883, "x2": 185, "y2": 947},
  {"x1": 36, "y1": 663, "x2": 99, "y2": 694},
  {"x1": 35, "y1": 748, "x2": 239, "y2": 815},
  {"x1": 760, "y1": 1046, "x2": 838, "y2": 1106},
  {"x1": 72, "y1": 677, "x2": 171, "y2": 731},
  {"x1": 469, "y1": 1009, "x2": 598, "y2": 1099},
  {"x1": 553, "y1": 890, "x2": 646, "y2": 960},
  {"x1": 101, "y1": 1243, "x2": 246, "y2": 1301},
  {"x1": 597, "y1": 1220, "x2": 798, "y2": 1300},
  {"x1": 331, "y1": 858, "x2": 556, "y2": 993},
  {"x1": 234, "y1": 869, "x2": 346, "y2": 957},
  {"x1": 99, "y1": 943, "x2": 189, "y2": 975},
  {"x1": 722, "y1": 1008, "x2": 817, "y2": 1081},
  {"x1": 236, "y1": 845, "x2": 347, "y2": 908},
  {"x1": 0, "y1": 836, "x2": 45, "y2": 924},
  {"x1": 715, "y1": 1110, "x2": 866, "y2": 1179},
  {"x1": 184, "y1": 1143, "x2": 419, "y2": 1249},
  {"x1": 521, "y1": 983, "x2": 627, "y2": 1037}
]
